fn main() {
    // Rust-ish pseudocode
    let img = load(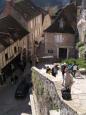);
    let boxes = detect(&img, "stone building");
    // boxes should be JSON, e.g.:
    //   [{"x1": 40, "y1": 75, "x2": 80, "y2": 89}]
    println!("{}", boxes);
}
[
  {"x1": 0, "y1": 0, "x2": 51, "y2": 61},
  {"x1": 77, "y1": 0, "x2": 86, "y2": 42},
  {"x1": 10, "y1": 0, "x2": 43, "y2": 57},
  {"x1": 44, "y1": 4, "x2": 77, "y2": 59},
  {"x1": 0, "y1": 15, "x2": 28, "y2": 76}
]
